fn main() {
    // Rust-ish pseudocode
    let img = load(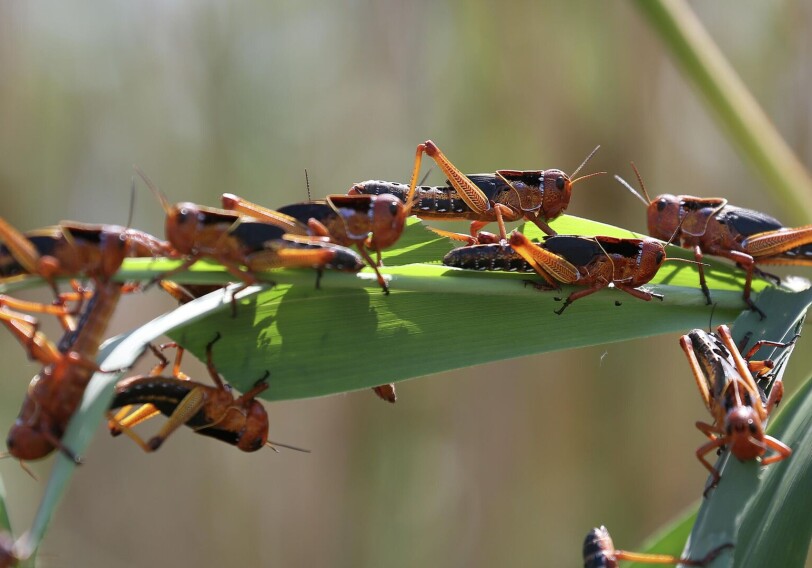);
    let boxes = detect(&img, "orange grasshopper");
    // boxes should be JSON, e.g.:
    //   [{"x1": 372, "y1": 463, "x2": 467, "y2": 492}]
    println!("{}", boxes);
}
[
  {"x1": 3, "y1": 278, "x2": 124, "y2": 462},
  {"x1": 108, "y1": 334, "x2": 277, "y2": 453},
  {"x1": 0, "y1": 218, "x2": 170, "y2": 330},
  {"x1": 617, "y1": 163, "x2": 812, "y2": 317},
  {"x1": 443, "y1": 231, "x2": 669, "y2": 314},
  {"x1": 583, "y1": 525, "x2": 732, "y2": 567},
  {"x1": 679, "y1": 324, "x2": 795, "y2": 492},
  {"x1": 136, "y1": 170, "x2": 365, "y2": 291},
  {"x1": 349, "y1": 140, "x2": 604, "y2": 239},
  {"x1": 220, "y1": 192, "x2": 410, "y2": 294},
  {"x1": 1, "y1": 221, "x2": 162, "y2": 462}
]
